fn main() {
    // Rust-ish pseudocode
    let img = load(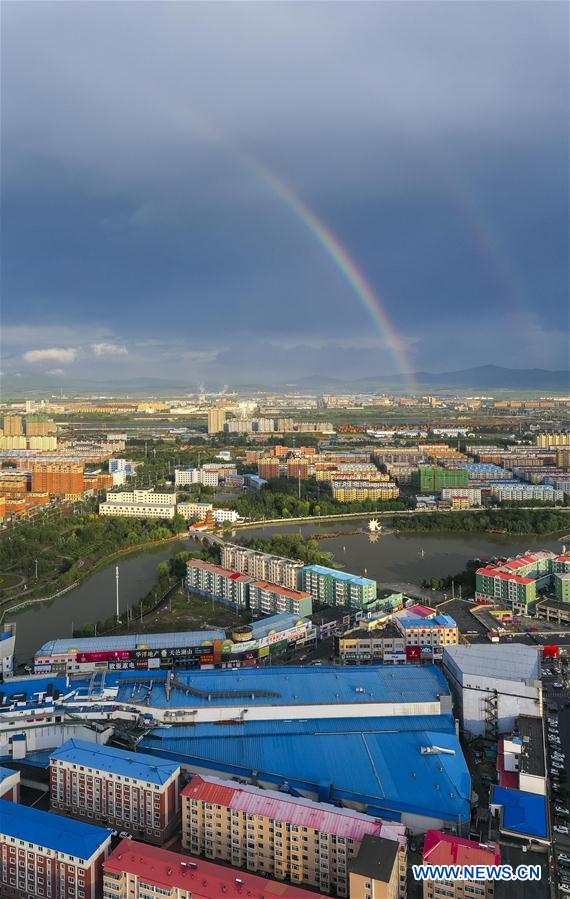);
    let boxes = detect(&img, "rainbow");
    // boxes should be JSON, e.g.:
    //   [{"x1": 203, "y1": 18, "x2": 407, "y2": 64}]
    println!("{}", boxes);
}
[
  {"x1": 174, "y1": 104, "x2": 415, "y2": 385},
  {"x1": 250, "y1": 163, "x2": 416, "y2": 385}
]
